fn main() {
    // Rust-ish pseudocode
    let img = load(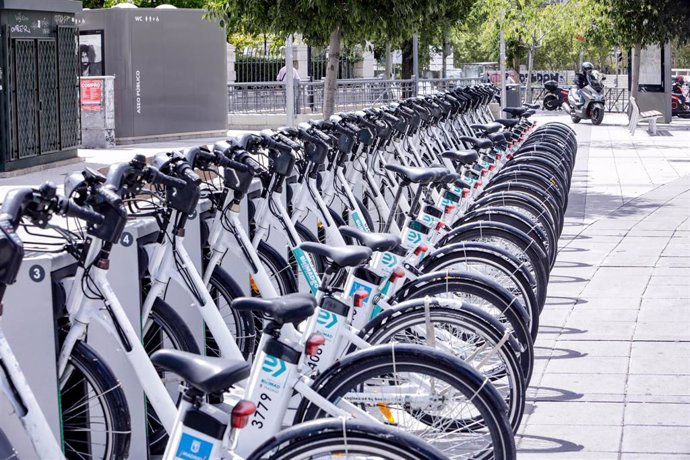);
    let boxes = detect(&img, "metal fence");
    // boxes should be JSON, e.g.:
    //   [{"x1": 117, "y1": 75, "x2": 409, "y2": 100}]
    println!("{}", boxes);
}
[
  {"x1": 527, "y1": 86, "x2": 630, "y2": 113},
  {"x1": 228, "y1": 77, "x2": 484, "y2": 114}
]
